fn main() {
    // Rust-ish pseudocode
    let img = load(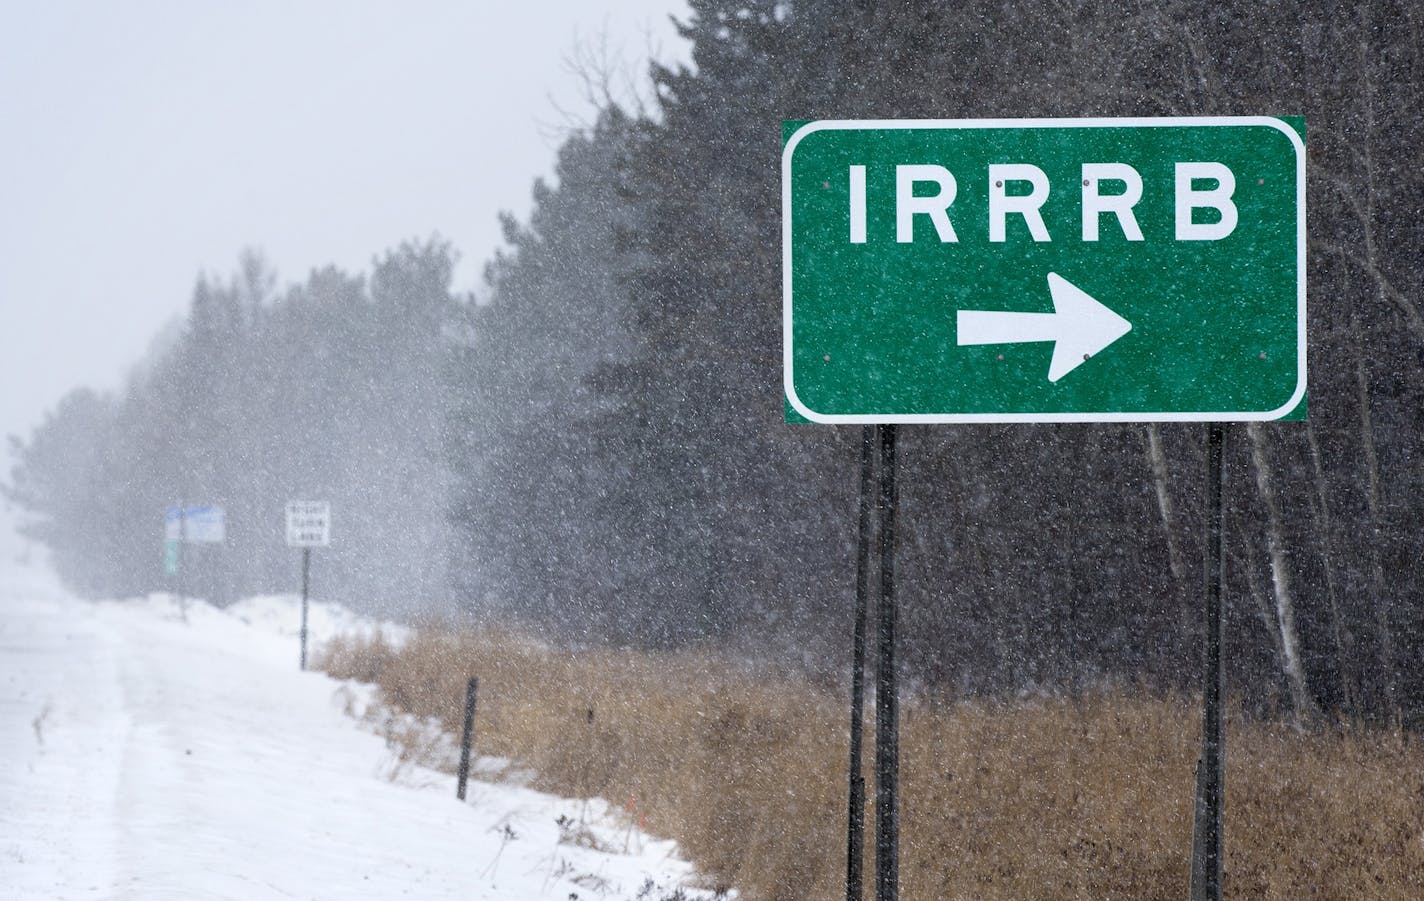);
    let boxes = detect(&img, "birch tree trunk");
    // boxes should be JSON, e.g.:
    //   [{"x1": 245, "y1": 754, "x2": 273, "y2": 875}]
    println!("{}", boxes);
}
[
  {"x1": 1241, "y1": 535, "x2": 1291, "y2": 720},
  {"x1": 1245, "y1": 422, "x2": 1319, "y2": 727},
  {"x1": 1145, "y1": 424, "x2": 1189, "y2": 597}
]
